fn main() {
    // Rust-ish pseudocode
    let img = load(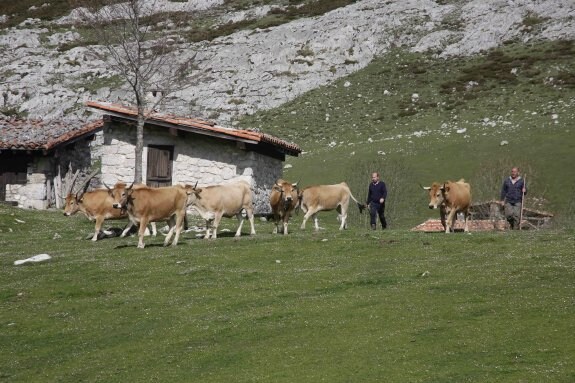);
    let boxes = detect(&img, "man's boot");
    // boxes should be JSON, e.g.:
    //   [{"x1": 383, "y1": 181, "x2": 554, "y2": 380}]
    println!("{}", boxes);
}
[{"x1": 371, "y1": 224, "x2": 376, "y2": 230}]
